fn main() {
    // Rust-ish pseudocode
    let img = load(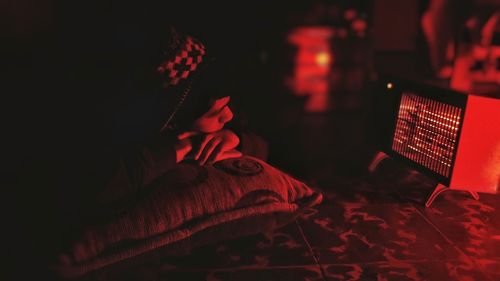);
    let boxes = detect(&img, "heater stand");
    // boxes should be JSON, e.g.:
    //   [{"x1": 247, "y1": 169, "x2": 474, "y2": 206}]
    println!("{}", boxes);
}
[
  {"x1": 368, "y1": 151, "x2": 389, "y2": 173},
  {"x1": 368, "y1": 151, "x2": 480, "y2": 208},
  {"x1": 425, "y1": 184, "x2": 480, "y2": 208}
]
